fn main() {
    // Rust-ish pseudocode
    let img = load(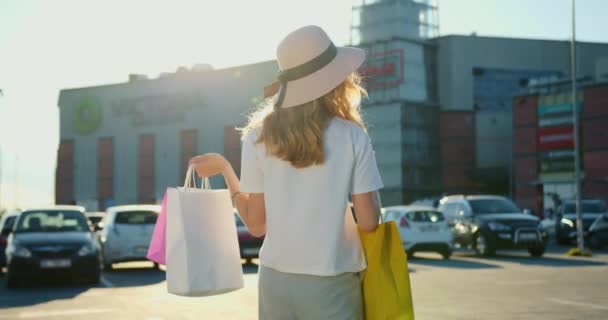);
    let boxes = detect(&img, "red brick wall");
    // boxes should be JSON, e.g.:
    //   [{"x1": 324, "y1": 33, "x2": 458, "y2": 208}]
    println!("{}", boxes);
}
[
  {"x1": 55, "y1": 140, "x2": 74, "y2": 204},
  {"x1": 138, "y1": 134, "x2": 155, "y2": 204},
  {"x1": 514, "y1": 127, "x2": 537, "y2": 155},
  {"x1": 440, "y1": 111, "x2": 476, "y2": 192},
  {"x1": 224, "y1": 126, "x2": 242, "y2": 177},
  {"x1": 180, "y1": 129, "x2": 198, "y2": 180},
  {"x1": 582, "y1": 85, "x2": 608, "y2": 199},
  {"x1": 582, "y1": 118, "x2": 608, "y2": 151},
  {"x1": 583, "y1": 86, "x2": 608, "y2": 118},
  {"x1": 98, "y1": 137, "x2": 114, "y2": 210},
  {"x1": 512, "y1": 95, "x2": 541, "y2": 214},
  {"x1": 513, "y1": 95, "x2": 538, "y2": 127}
]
